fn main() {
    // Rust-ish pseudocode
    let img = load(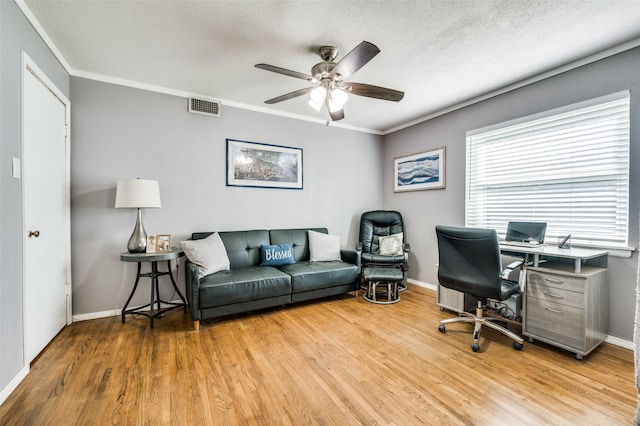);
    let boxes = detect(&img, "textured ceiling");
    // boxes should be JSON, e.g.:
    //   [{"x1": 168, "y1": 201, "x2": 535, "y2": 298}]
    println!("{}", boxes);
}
[{"x1": 22, "y1": 0, "x2": 640, "y2": 133}]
